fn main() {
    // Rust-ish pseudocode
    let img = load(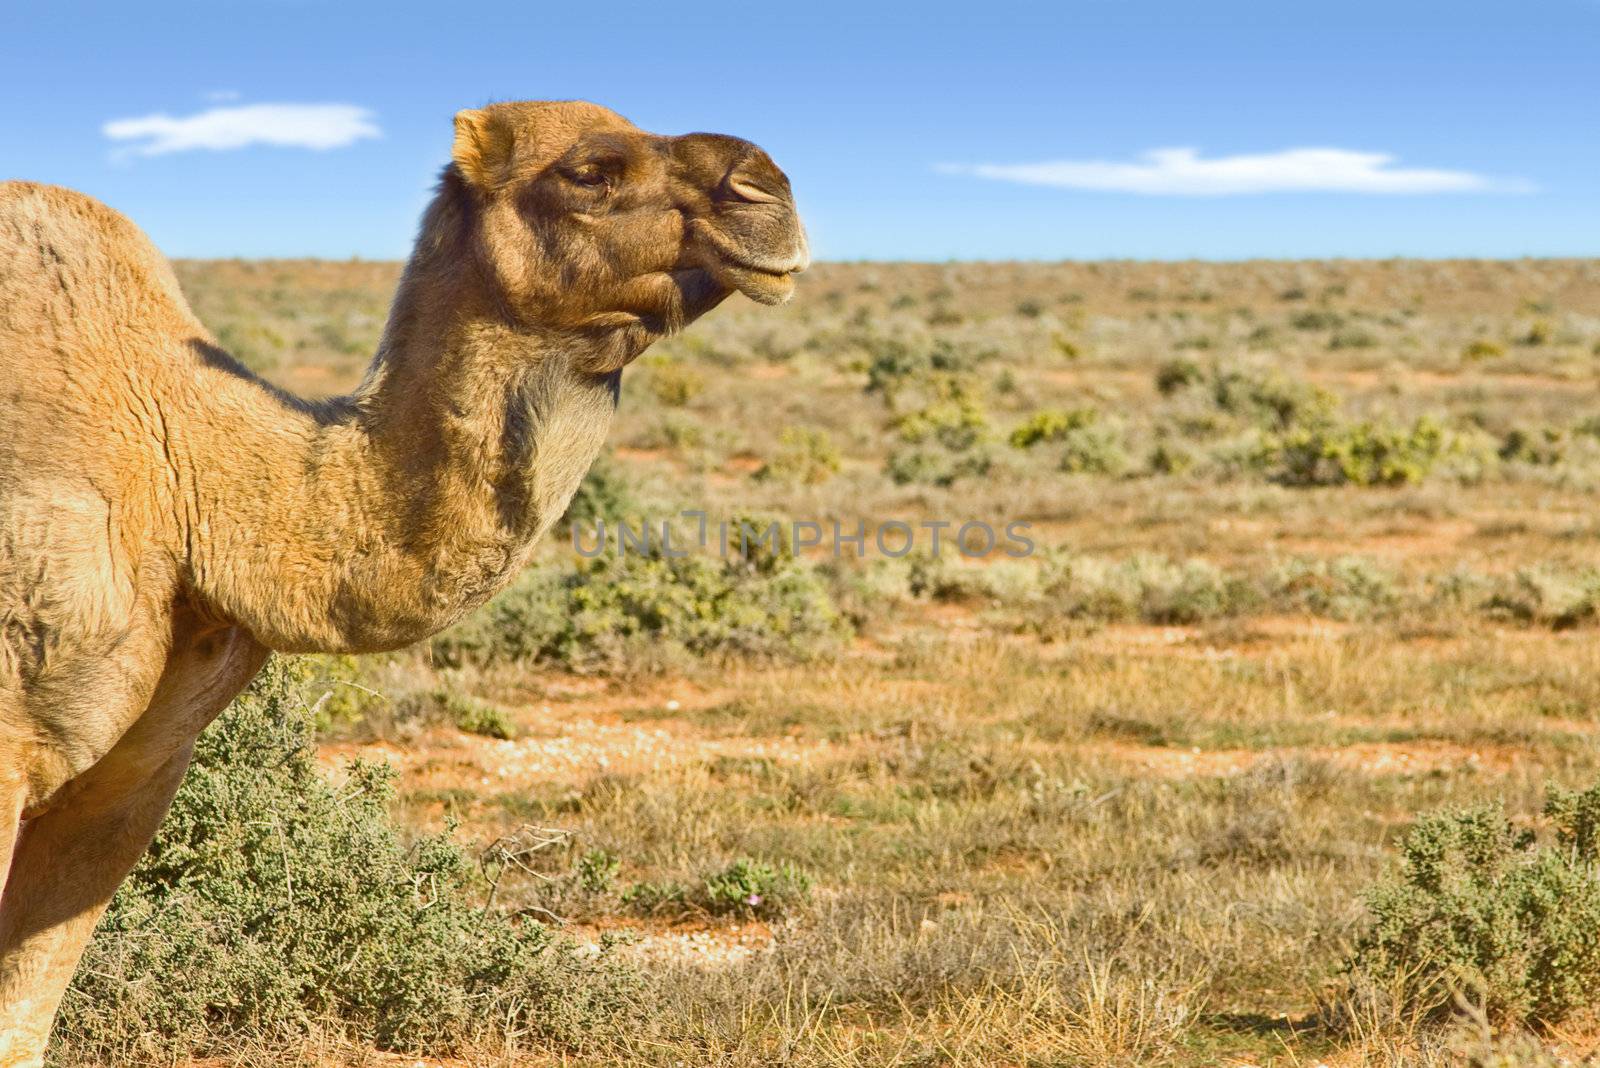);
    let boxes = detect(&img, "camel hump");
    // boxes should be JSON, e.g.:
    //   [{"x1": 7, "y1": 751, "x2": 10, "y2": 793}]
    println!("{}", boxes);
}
[{"x1": 0, "y1": 180, "x2": 197, "y2": 340}]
